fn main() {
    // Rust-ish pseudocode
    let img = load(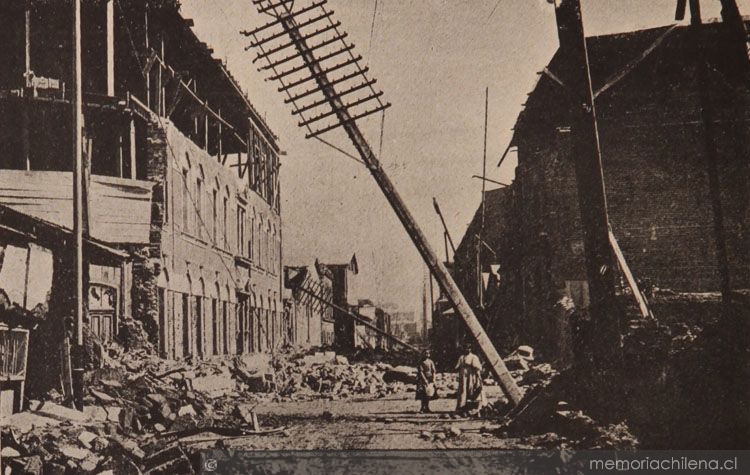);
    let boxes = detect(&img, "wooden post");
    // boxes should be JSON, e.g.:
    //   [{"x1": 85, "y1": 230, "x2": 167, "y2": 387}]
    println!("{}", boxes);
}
[
  {"x1": 160, "y1": 38, "x2": 165, "y2": 116},
  {"x1": 25, "y1": 4, "x2": 30, "y2": 80},
  {"x1": 72, "y1": 0, "x2": 85, "y2": 410},
  {"x1": 145, "y1": 10, "x2": 150, "y2": 108},
  {"x1": 22, "y1": 247, "x2": 31, "y2": 309},
  {"x1": 117, "y1": 131, "x2": 124, "y2": 178},
  {"x1": 688, "y1": 0, "x2": 732, "y2": 308},
  {"x1": 130, "y1": 119, "x2": 137, "y2": 179},
  {"x1": 718, "y1": 0, "x2": 750, "y2": 80},
  {"x1": 204, "y1": 107, "x2": 209, "y2": 151},
  {"x1": 554, "y1": 0, "x2": 622, "y2": 367},
  {"x1": 22, "y1": 3, "x2": 31, "y2": 170},
  {"x1": 106, "y1": 0, "x2": 115, "y2": 96},
  {"x1": 218, "y1": 108, "x2": 223, "y2": 159}
]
